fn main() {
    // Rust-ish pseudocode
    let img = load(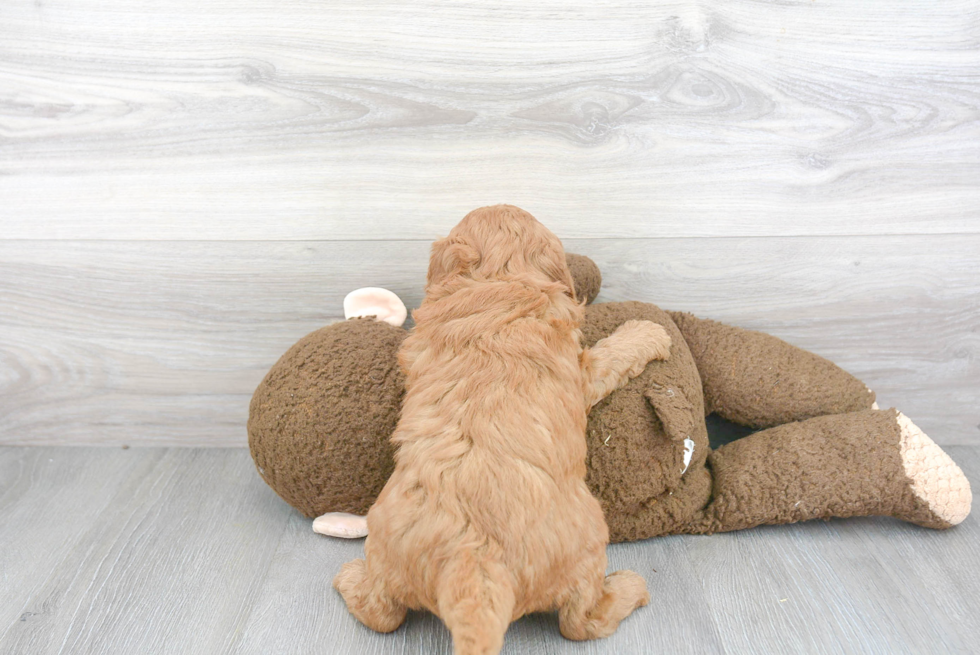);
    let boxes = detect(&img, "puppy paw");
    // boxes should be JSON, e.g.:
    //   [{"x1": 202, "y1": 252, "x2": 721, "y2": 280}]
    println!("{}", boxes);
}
[
  {"x1": 615, "y1": 320, "x2": 671, "y2": 374},
  {"x1": 334, "y1": 559, "x2": 407, "y2": 633},
  {"x1": 605, "y1": 569, "x2": 651, "y2": 610},
  {"x1": 334, "y1": 558, "x2": 368, "y2": 597}
]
